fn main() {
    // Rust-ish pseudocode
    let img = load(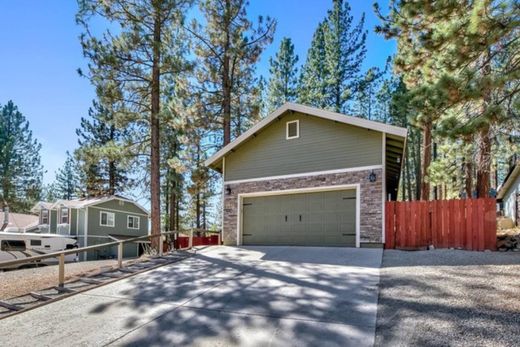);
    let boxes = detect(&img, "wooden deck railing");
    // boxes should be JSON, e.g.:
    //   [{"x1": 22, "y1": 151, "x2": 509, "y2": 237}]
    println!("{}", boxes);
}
[{"x1": 0, "y1": 229, "x2": 221, "y2": 288}]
